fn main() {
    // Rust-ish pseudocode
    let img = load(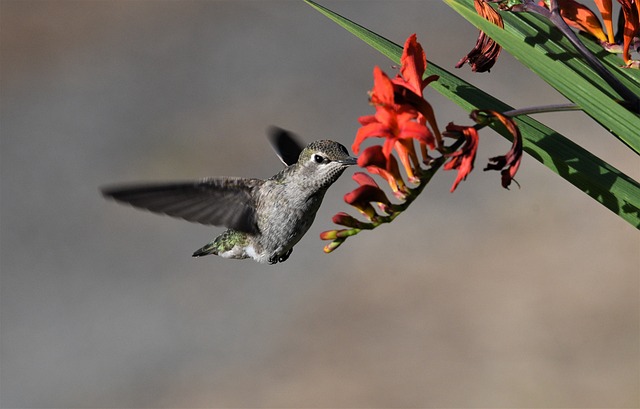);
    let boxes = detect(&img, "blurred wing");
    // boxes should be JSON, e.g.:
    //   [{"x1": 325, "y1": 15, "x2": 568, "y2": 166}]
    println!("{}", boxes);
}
[
  {"x1": 101, "y1": 177, "x2": 262, "y2": 234},
  {"x1": 267, "y1": 126, "x2": 304, "y2": 166}
]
